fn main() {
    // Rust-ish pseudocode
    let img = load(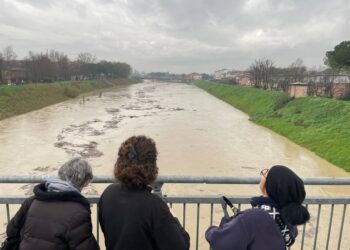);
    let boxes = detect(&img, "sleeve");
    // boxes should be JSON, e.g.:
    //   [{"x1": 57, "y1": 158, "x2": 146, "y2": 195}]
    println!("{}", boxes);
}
[
  {"x1": 66, "y1": 209, "x2": 100, "y2": 250},
  {"x1": 5, "y1": 197, "x2": 34, "y2": 243},
  {"x1": 152, "y1": 199, "x2": 190, "y2": 250},
  {"x1": 97, "y1": 196, "x2": 104, "y2": 234},
  {"x1": 205, "y1": 215, "x2": 249, "y2": 250}
]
